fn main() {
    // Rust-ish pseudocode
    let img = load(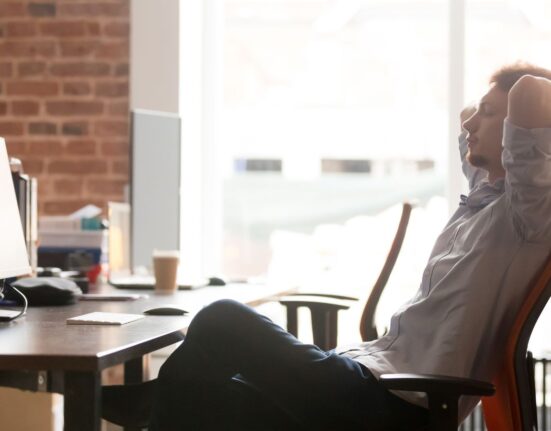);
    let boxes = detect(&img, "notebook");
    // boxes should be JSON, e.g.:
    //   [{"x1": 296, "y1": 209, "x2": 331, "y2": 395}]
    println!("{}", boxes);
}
[
  {"x1": 108, "y1": 274, "x2": 209, "y2": 290},
  {"x1": 67, "y1": 312, "x2": 145, "y2": 325}
]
